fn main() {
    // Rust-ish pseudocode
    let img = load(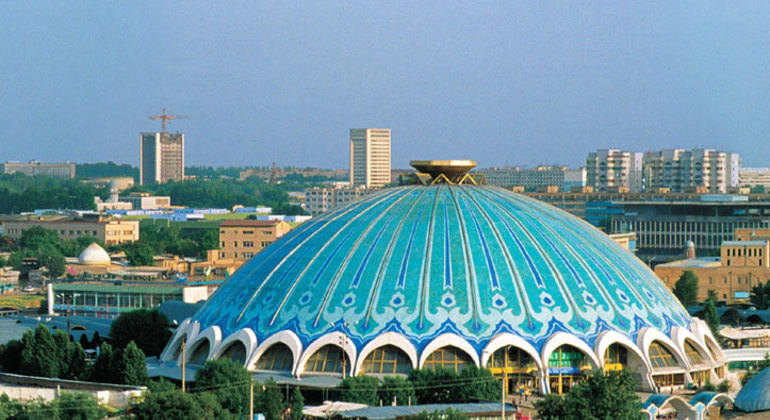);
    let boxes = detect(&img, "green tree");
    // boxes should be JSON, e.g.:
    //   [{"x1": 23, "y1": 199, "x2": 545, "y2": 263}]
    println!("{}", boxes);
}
[
  {"x1": 536, "y1": 370, "x2": 643, "y2": 420},
  {"x1": 39, "y1": 247, "x2": 66, "y2": 278},
  {"x1": 194, "y1": 358, "x2": 251, "y2": 416},
  {"x1": 120, "y1": 341, "x2": 148, "y2": 386},
  {"x1": 147, "y1": 378, "x2": 178, "y2": 393},
  {"x1": 378, "y1": 375, "x2": 416, "y2": 406},
  {"x1": 20, "y1": 325, "x2": 59, "y2": 378},
  {"x1": 88, "y1": 342, "x2": 115, "y2": 383},
  {"x1": 703, "y1": 298, "x2": 721, "y2": 340},
  {"x1": 338, "y1": 375, "x2": 380, "y2": 405},
  {"x1": 456, "y1": 365, "x2": 499, "y2": 403},
  {"x1": 125, "y1": 243, "x2": 155, "y2": 266},
  {"x1": 535, "y1": 394, "x2": 568, "y2": 420},
  {"x1": 131, "y1": 389, "x2": 210, "y2": 420},
  {"x1": 751, "y1": 280, "x2": 770, "y2": 310},
  {"x1": 259, "y1": 379, "x2": 285, "y2": 420},
  {"x1": 0, "y1": 339, "x2": 24, "y2": 373},
  {"x1": 108, "y1": 309, "x2": 171, "y2": 357},
  {"x1": 289, "y1": 387, "x2": 305, "y2": 420},
  {"x1": 408, "y1": 368, "x2": 460, "y2": 404},
  {"x1": 55, "y1": 392, "x2": 100, "y2": 420},
  {"x1": 673, "y1": 270, "x2": 699, "y2": 308}
]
